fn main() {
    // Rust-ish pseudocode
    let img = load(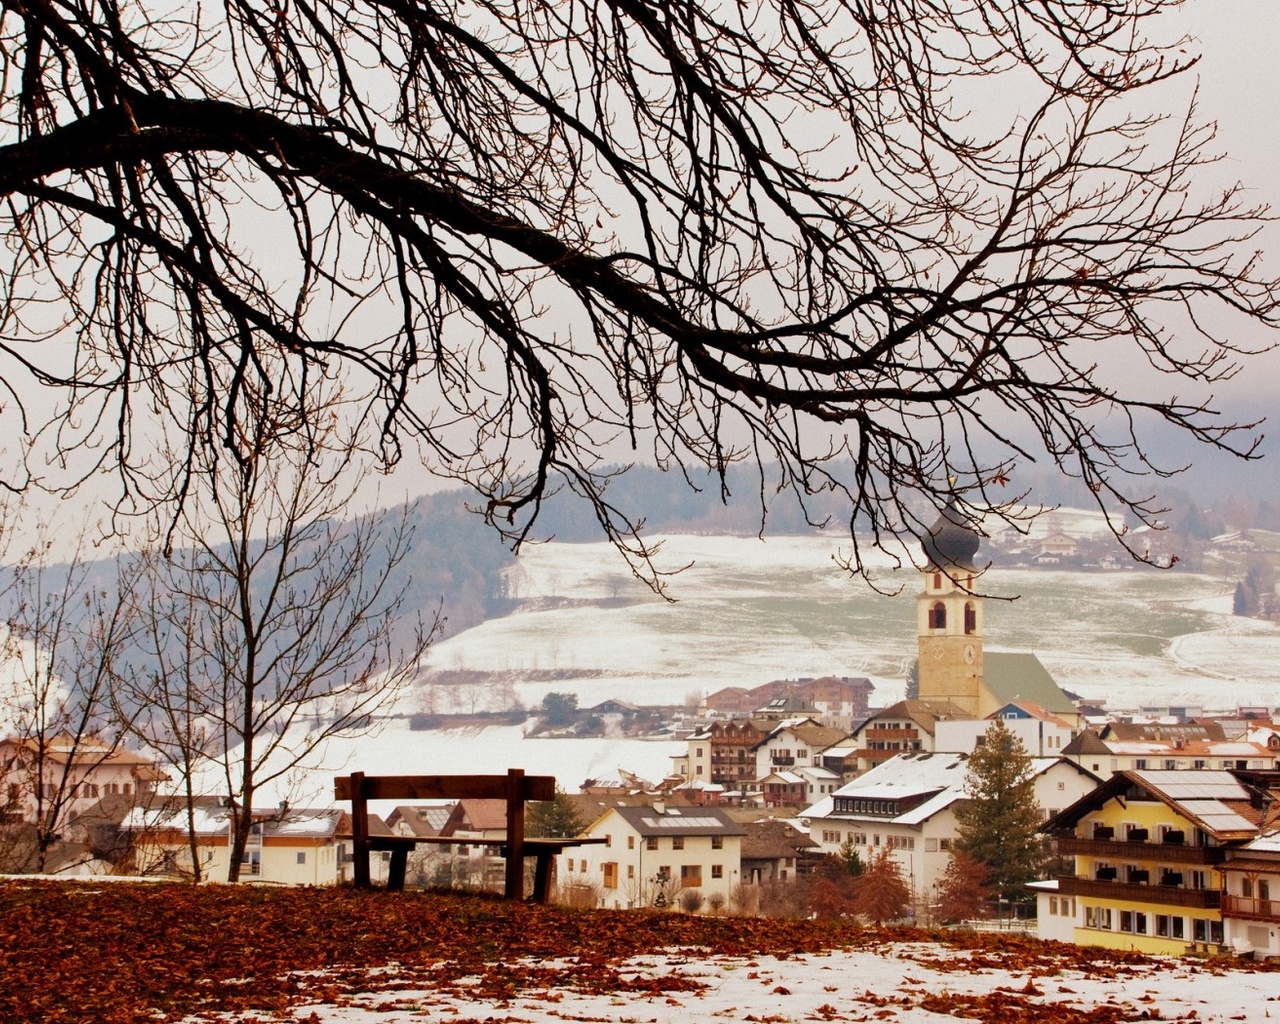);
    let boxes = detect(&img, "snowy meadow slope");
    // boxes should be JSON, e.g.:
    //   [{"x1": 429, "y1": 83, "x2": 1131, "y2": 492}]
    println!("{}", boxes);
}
[{"x1": 419, "y1": 534, "x2": 1279, "y2": 713}]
